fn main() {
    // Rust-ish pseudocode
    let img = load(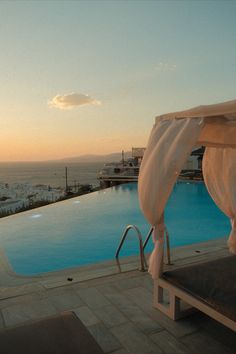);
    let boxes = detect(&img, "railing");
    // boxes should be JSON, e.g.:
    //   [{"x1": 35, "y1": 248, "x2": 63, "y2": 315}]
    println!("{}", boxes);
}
[
  {"x1": 116, "y1": 225, "x2": 172, "y2": 272},
  {"x1": 165, "y1": 228, "x2": 171, "y2": 265},
  {"x1": 143, "y1": 226, "x2": 172, "y2": 265},
  {"x1": 143, "y1": 227, "x2": 154, "y2": 250},
  {"x1": 115, "y1": 225, "x2": 147, "y2": 271}
]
